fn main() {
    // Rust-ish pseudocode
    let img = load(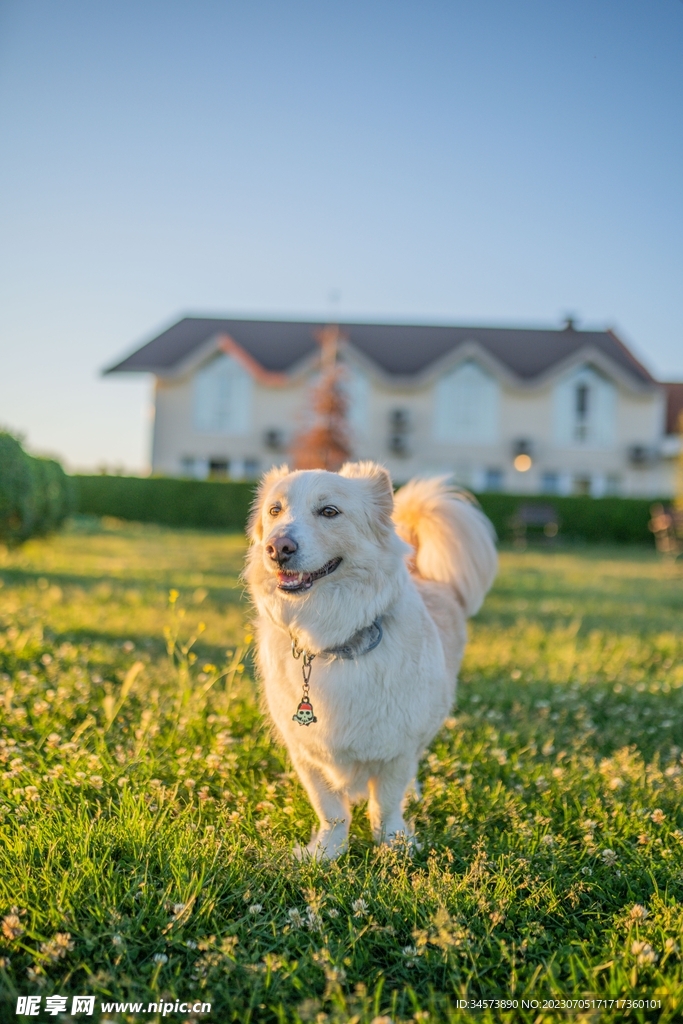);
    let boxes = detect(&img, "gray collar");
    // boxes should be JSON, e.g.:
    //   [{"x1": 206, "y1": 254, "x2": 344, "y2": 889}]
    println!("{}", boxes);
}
[
  {"x1": 322, "y1": 617, "x2": 383, "y2": 659},
  {"x1": 292, "y1": 617, "x2": 383, "y2": 662}
]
